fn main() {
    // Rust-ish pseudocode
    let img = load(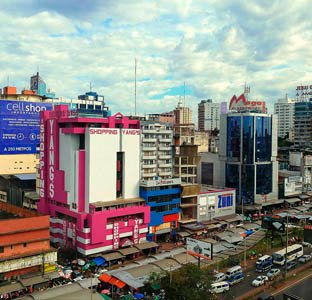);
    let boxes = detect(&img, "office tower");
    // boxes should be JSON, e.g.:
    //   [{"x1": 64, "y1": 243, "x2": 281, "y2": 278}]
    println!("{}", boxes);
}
[
  {"x1": 294, "y1": 99, "x2": 312, "y2": 148},
  {"x1": 219, "y1": 94, "x2": 278, "y2": 207},
  {"x1": 38, "y1": 105, "x2": 150, "y2": 255}
]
